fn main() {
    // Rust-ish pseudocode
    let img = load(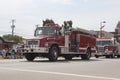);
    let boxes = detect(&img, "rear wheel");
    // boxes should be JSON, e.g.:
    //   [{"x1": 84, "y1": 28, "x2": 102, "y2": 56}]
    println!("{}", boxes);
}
[
  {"x1": 64, "y1": 55, "x2": 73, "y2": 60},
  {"x1": 95, "y1": 55, "x2": 99, "y2": 58},
  {"x1": 24, "y1": 53, "x2": 36, "y2": 61},
  {"x1": 81, "y1": 49, "x2": 91, "y2": 60},
  {"x1": 105, "y1": 55, "x2": 110, "y2": 58},
  {"x1": 49, "y1": 46, "x2": 59, "y2": 61},
  {"x1": 111, "y1": 53, "x2": 115, "y2": 58},
  {"x1": 117, "y1": 55, "x2": 120, "y2": 58}
]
